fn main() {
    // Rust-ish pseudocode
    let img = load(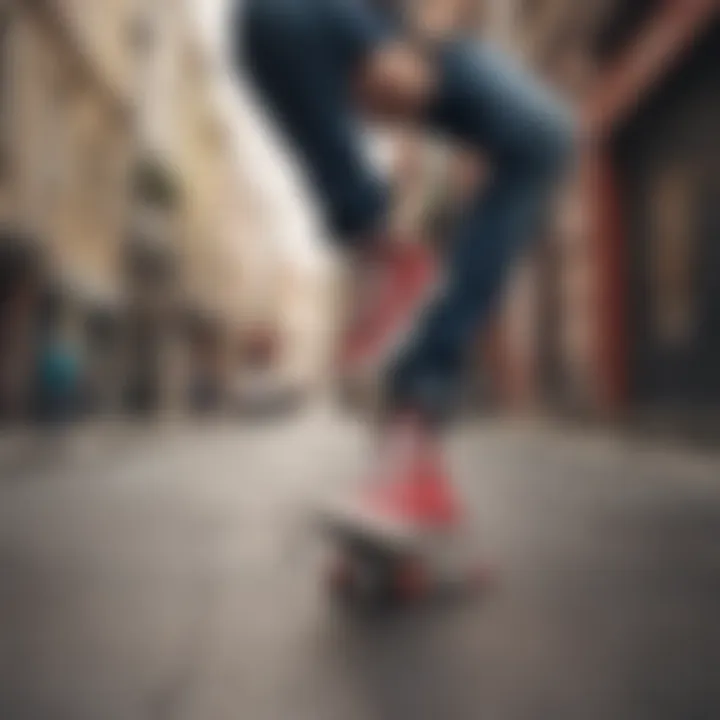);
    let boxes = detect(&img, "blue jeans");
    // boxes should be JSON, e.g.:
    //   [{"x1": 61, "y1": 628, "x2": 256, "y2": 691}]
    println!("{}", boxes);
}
[{"x1": 237, "y1": 0, "x2": 575, "y2": 420}]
